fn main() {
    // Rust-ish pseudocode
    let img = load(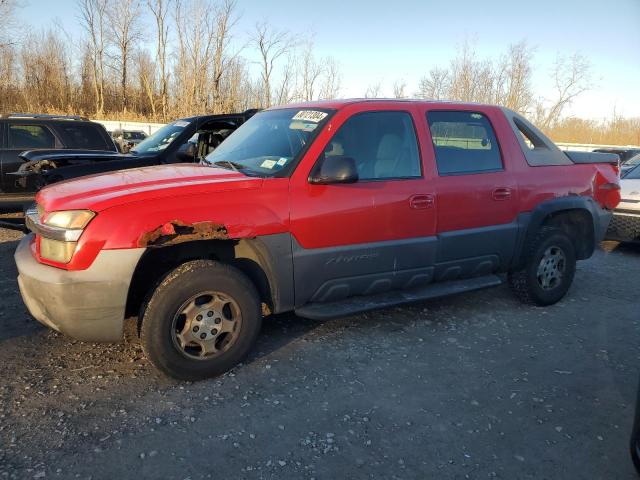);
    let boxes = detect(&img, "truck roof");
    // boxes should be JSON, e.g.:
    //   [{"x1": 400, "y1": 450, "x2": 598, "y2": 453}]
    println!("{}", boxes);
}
[{"x1": 266, "y1": 98, "x2": 499, "y2": 110}]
